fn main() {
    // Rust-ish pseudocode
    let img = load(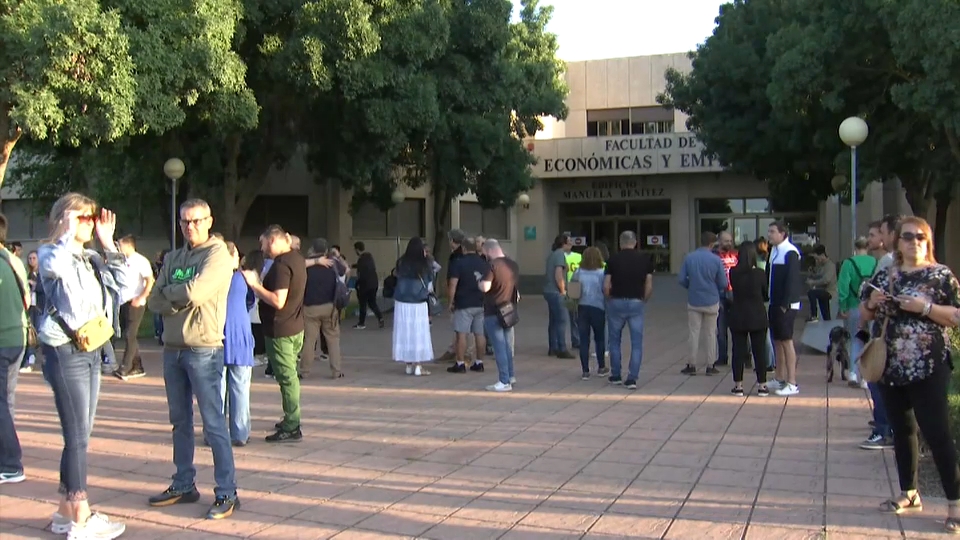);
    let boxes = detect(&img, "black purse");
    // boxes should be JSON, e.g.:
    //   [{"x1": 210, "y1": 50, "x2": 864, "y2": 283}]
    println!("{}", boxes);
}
[
  {"x1": 496, "y1": 301, "x2": 519, "y2": 329},
  {"x1": 383, "y1": 272, "x2": 397, "y2": 298},
  {"x1": 419, "y1": 274, "x2": 443, "y2": 317}
]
